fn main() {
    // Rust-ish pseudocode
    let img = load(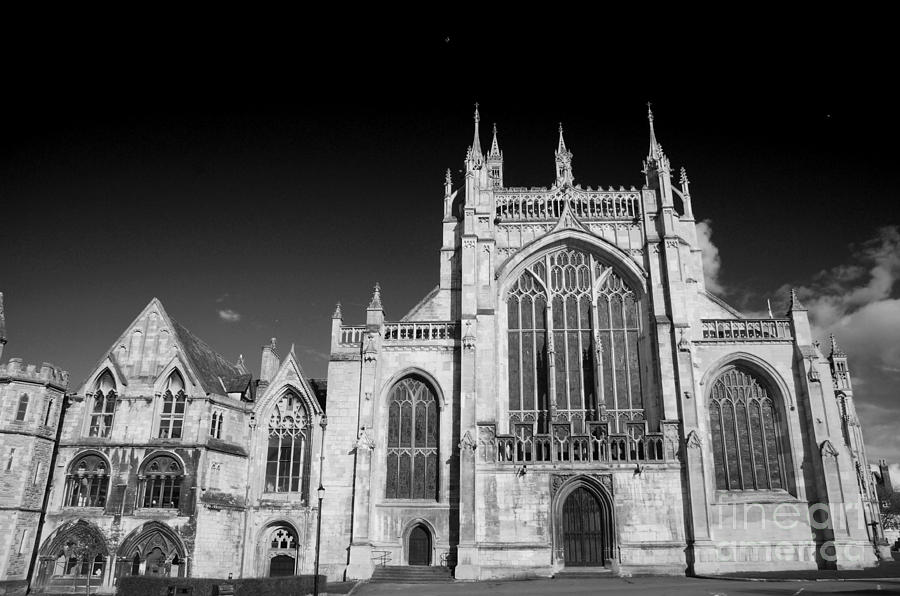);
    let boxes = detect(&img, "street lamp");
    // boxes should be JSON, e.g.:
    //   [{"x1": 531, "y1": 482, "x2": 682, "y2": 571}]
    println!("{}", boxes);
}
[{"x1": 313, "y1": 414, "x2": 328, "y2": 596}]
